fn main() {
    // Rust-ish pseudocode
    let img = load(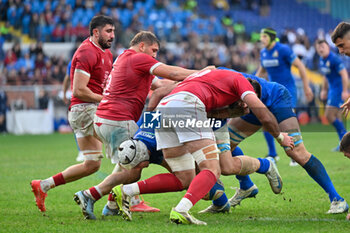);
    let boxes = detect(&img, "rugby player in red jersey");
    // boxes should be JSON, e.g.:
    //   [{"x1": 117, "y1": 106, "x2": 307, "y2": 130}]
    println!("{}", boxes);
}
[
  {"x1": 73, "y1": 31, "x2": 214, "y2": 219},
  {"x1": 31, "y1": 15, "x2": 114, "y2": 212}
]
